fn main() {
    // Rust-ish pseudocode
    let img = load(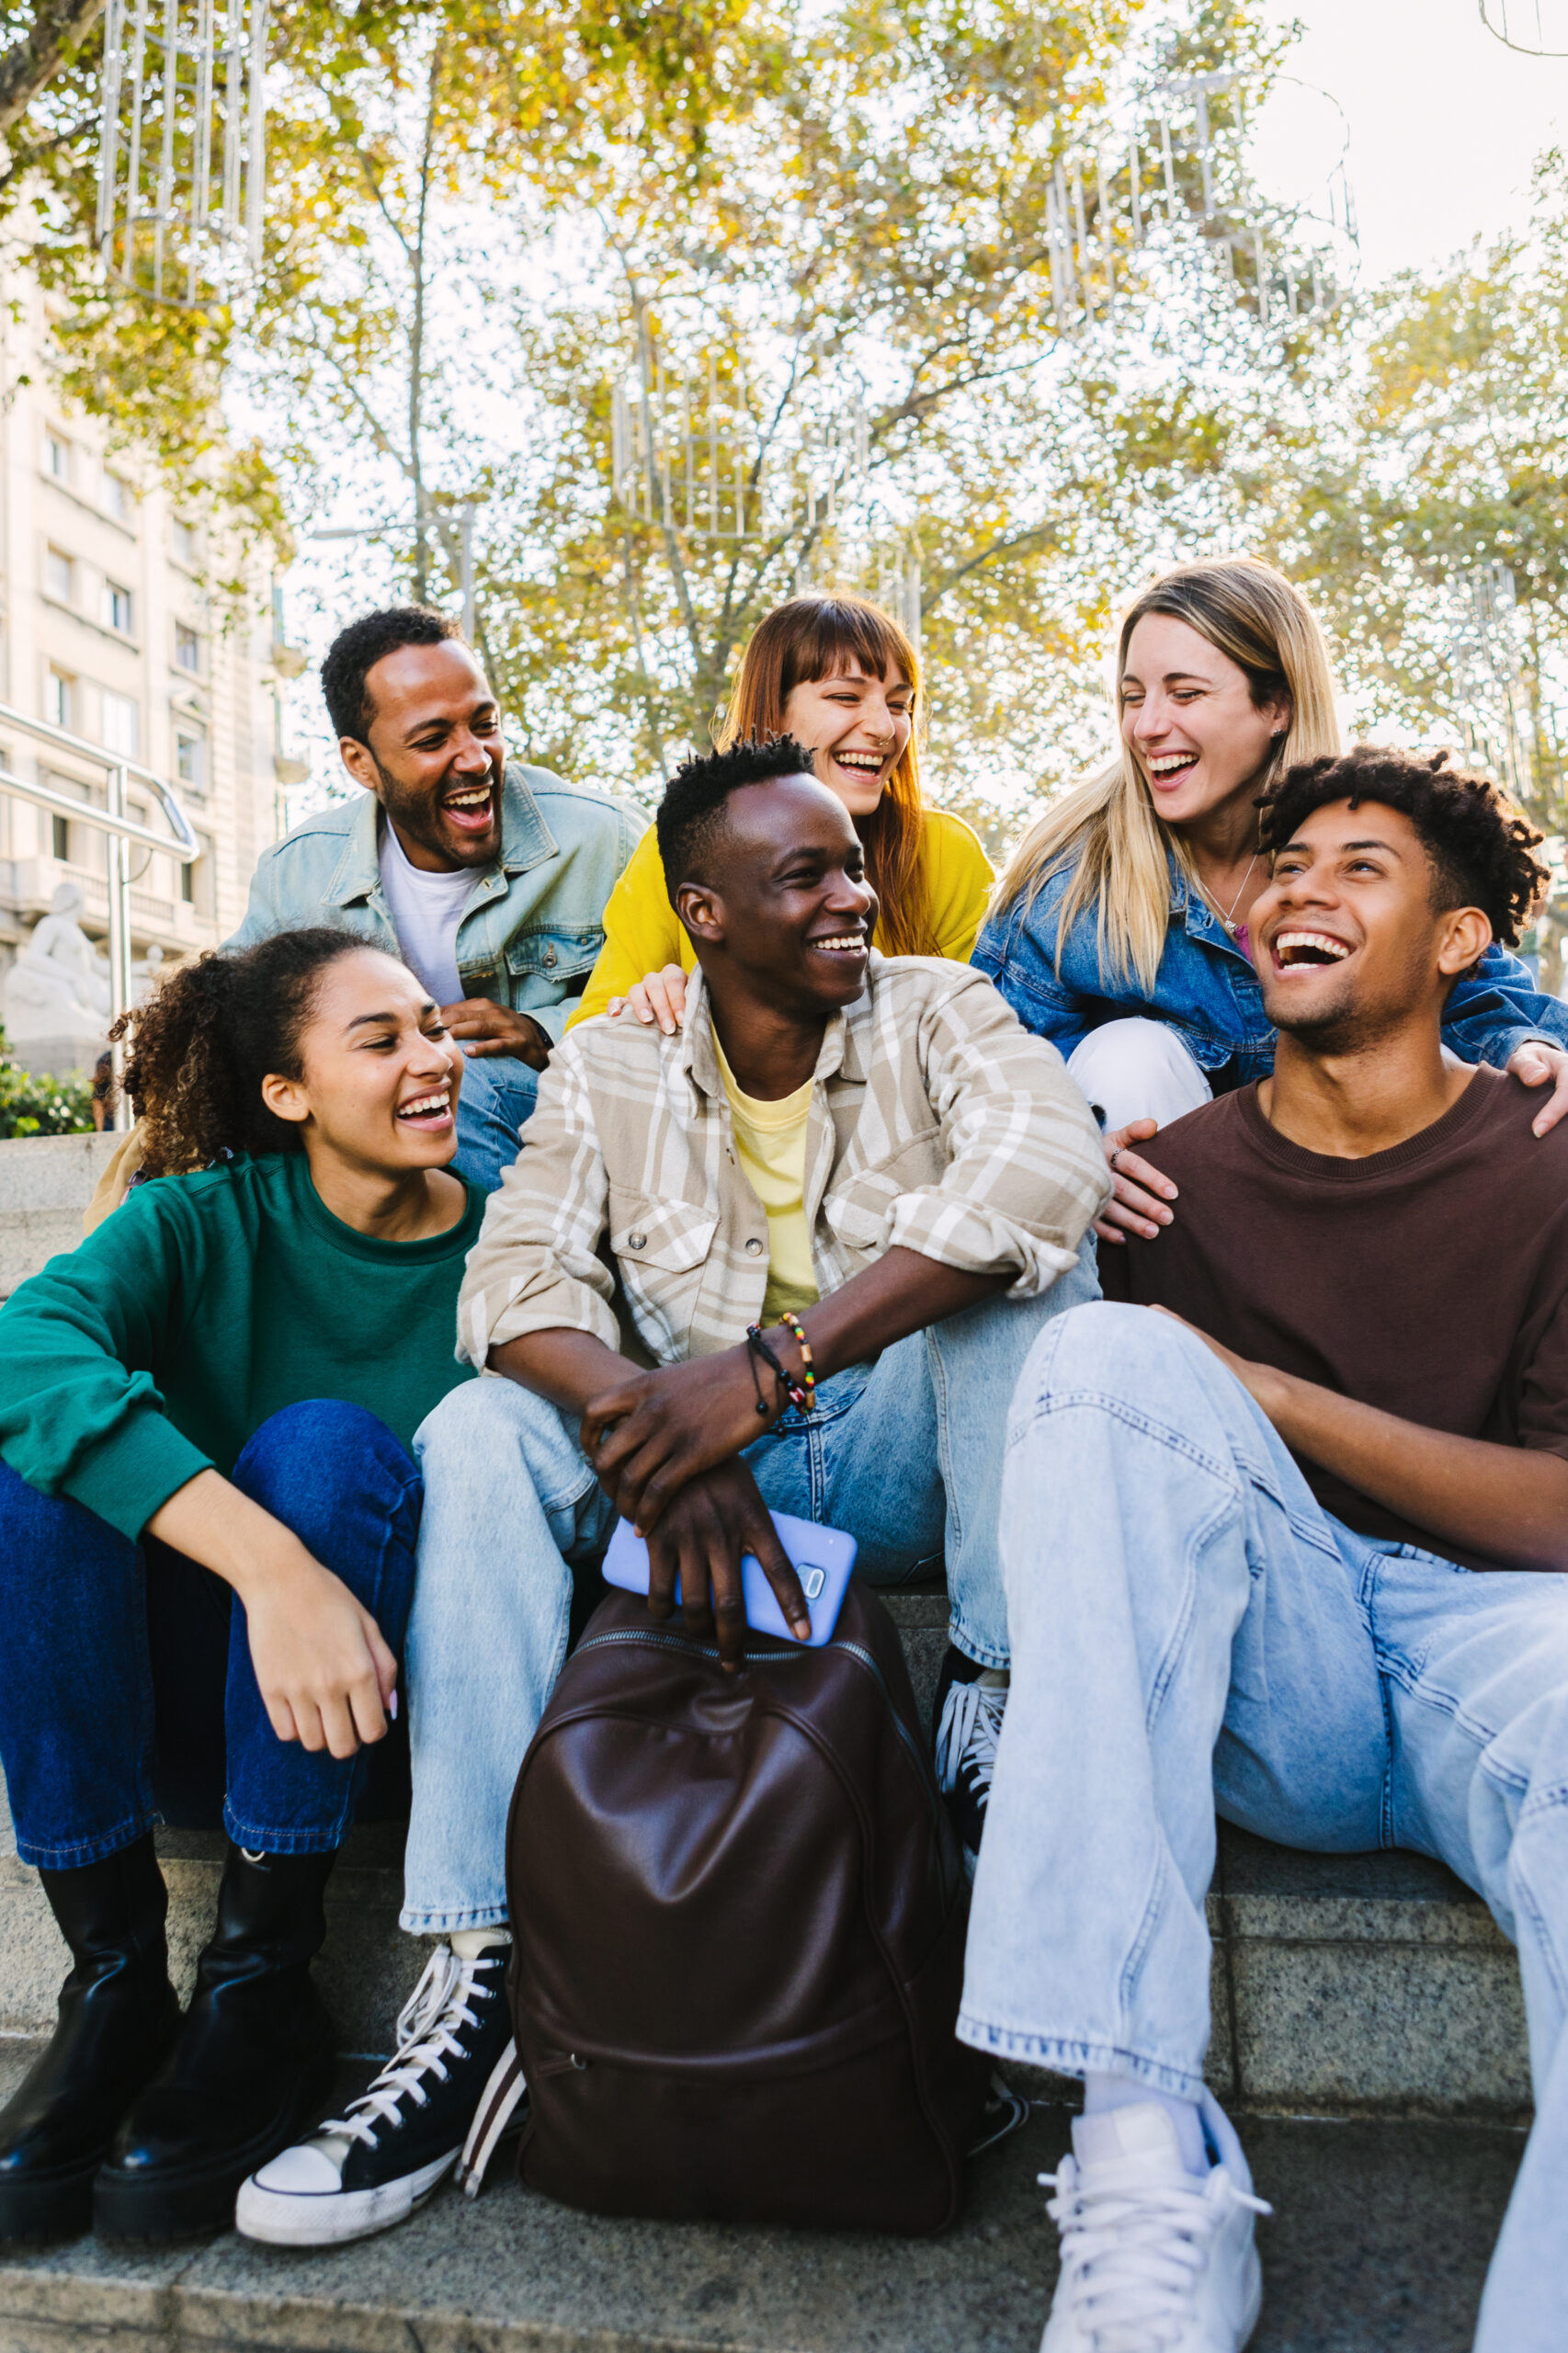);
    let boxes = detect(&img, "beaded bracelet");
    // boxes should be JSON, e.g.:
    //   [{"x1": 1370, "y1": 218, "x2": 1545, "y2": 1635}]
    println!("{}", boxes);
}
[
  {"x1": 745, "y1": 1324, "x2": 812, "y2": 1415},
  {"x1": 778, "y1": 1310, "x2": 816, "y2": 1408}
]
